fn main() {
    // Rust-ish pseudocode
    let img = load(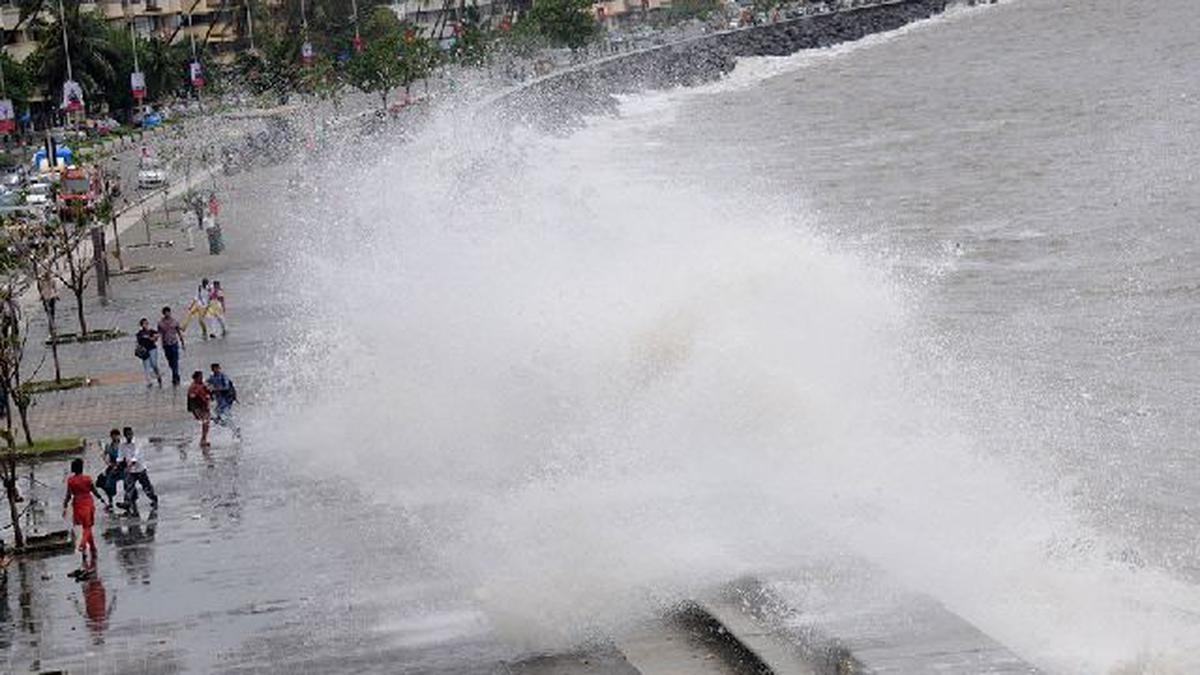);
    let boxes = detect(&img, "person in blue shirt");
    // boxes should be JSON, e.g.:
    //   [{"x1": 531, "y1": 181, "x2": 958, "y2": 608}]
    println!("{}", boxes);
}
[{"x1": 206, "y1": 363, "x2": 239, "y2": 437}]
